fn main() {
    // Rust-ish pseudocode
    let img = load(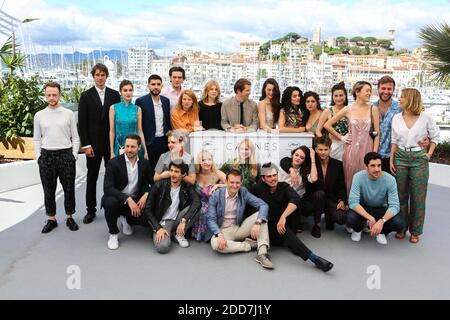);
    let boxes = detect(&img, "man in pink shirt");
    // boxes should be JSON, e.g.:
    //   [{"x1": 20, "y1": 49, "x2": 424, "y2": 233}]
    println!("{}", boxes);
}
[{"x1": 161, "y1": 66, "x2": 185, "y2": 114}]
